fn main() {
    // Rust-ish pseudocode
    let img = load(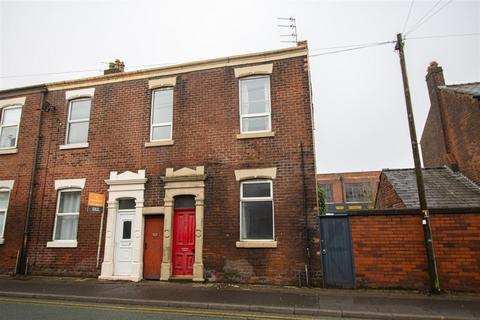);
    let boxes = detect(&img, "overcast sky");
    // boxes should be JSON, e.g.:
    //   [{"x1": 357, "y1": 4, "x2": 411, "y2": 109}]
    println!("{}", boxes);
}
[{"x1": 1, "y1": 0, "x2": 479, "y2": 173}]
